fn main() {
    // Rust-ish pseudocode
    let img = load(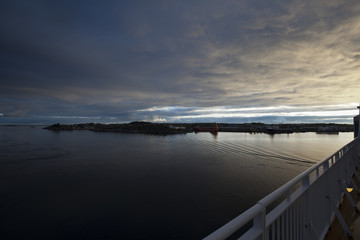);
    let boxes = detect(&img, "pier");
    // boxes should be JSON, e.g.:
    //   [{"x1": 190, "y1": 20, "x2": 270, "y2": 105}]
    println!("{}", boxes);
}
[{"x1": 204, "y1": 109, "x2": 360, "y2": 240}]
